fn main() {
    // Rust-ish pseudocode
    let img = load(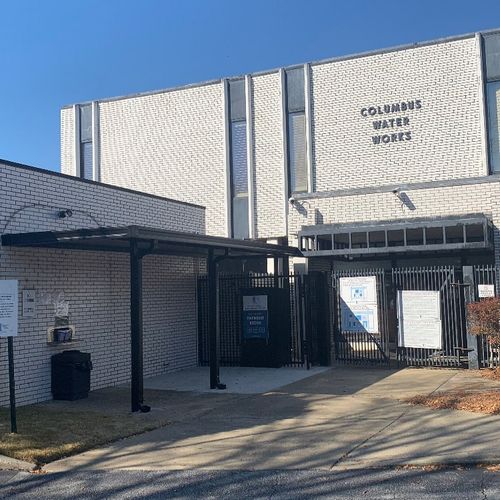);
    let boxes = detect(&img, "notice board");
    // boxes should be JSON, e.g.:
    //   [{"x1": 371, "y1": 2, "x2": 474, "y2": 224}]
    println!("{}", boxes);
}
[
  {"x1": 397, "y1": 290, "x2": 442, "y2": 349},
  {"x1": 339, "y1": 276, "x2": 378, "y2": 333},
  {"x1": 0, "y1": 280, "x2": 18, "y2": 337}
]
